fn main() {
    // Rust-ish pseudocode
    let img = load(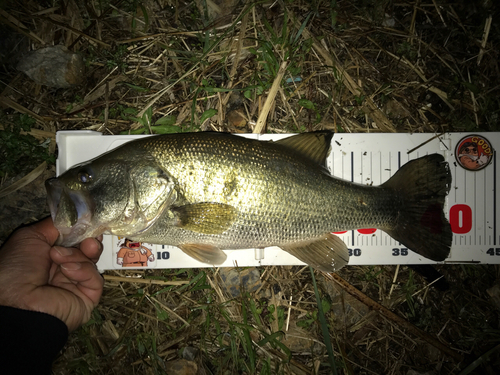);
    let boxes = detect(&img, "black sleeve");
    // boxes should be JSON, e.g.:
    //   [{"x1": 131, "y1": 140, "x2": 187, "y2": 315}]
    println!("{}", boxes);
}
[{"x1": 0, "y1": 305, "x2": 69, "y2": 375}]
